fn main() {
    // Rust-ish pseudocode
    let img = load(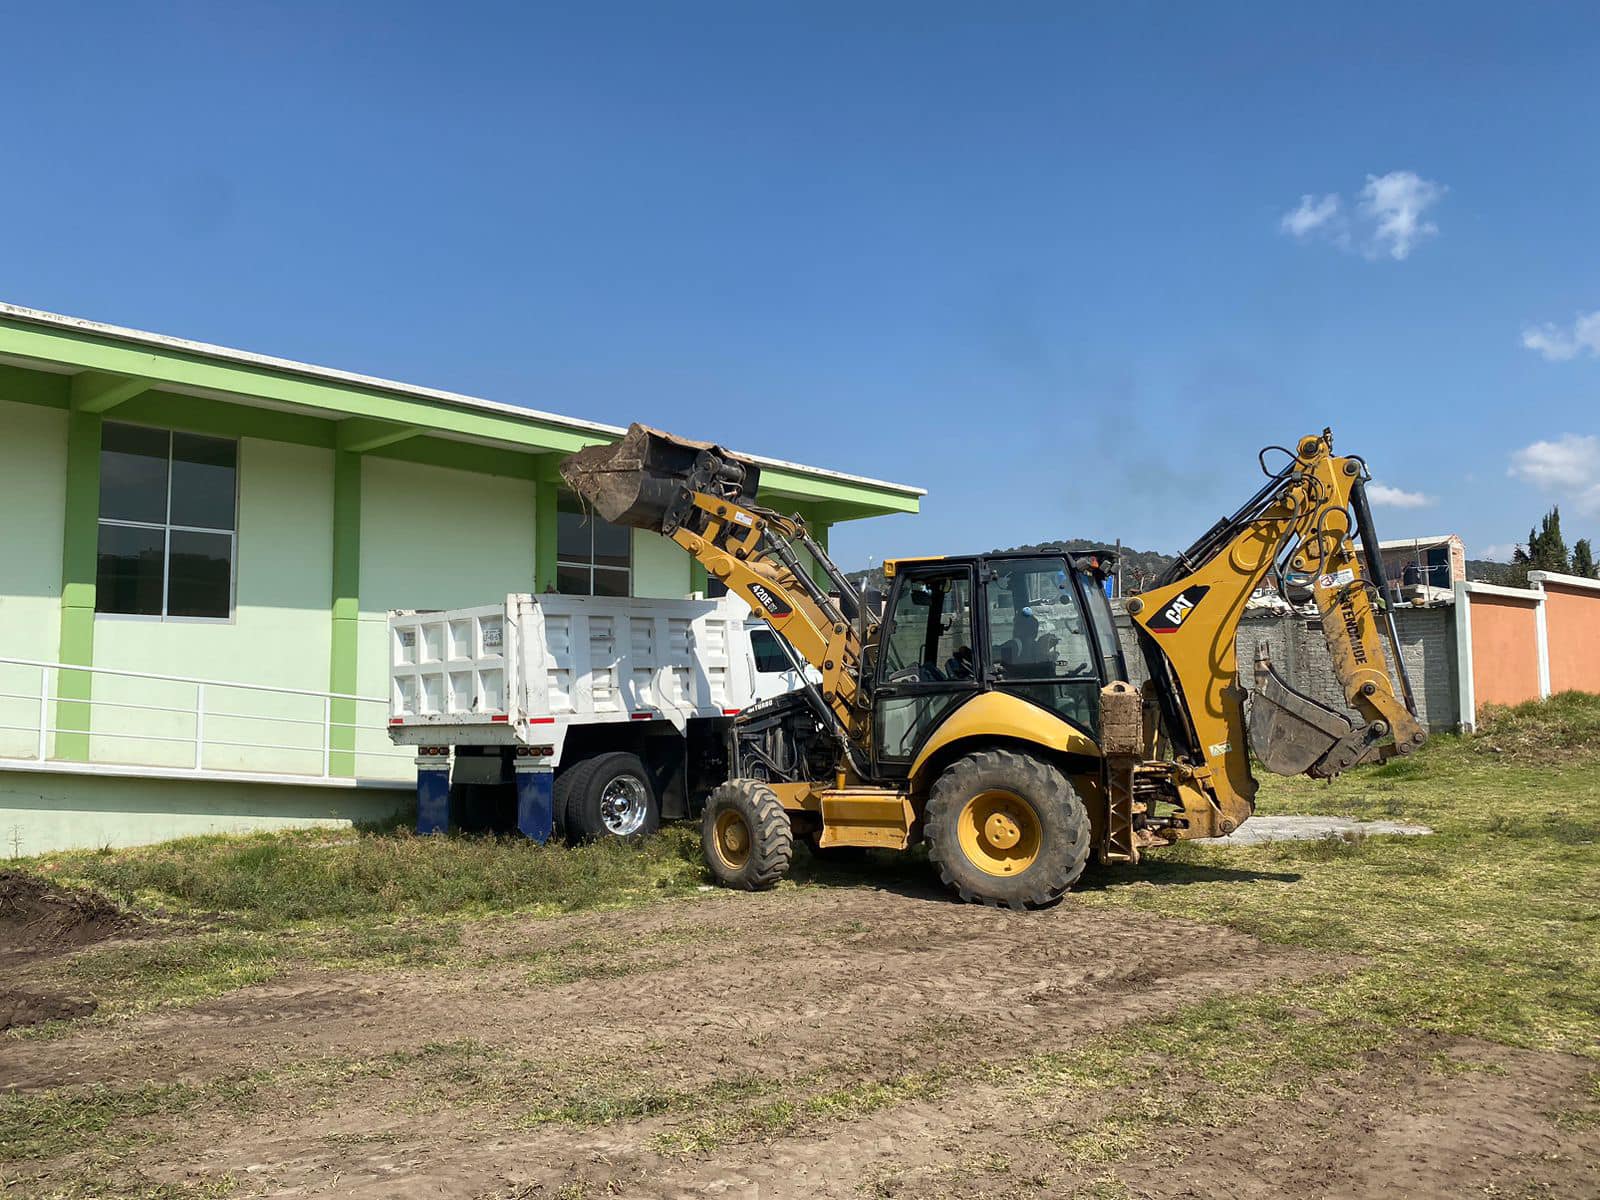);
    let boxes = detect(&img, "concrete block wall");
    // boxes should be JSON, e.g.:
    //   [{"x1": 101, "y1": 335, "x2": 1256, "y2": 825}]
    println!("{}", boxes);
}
[{"x1": 1115, "y1": 604, "x2": 1459, "y2": 733}]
